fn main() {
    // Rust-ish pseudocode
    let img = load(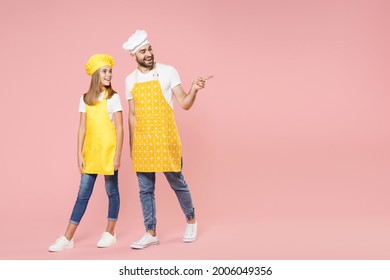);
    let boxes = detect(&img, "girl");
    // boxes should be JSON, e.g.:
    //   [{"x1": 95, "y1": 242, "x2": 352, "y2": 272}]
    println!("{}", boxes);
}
[{"x1": 49, "y1": 54, "x2": 124, "y2": 252}]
